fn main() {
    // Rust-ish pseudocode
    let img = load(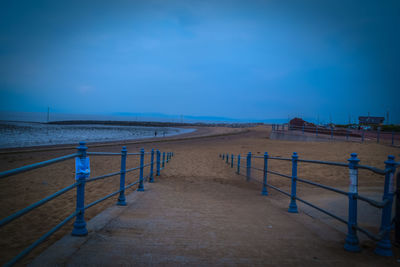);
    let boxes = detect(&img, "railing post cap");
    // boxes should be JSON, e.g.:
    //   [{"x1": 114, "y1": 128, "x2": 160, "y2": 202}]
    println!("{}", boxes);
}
[
  {"x1": 264, "y1": 152, "x2": 268, "y2": 157},
  {"x1": 292, "y1": 152, "x2": 298, "y2": 157},
  {"x1": 77, "y1": 141, "x2": 87, "y2": 149},
  {"x1": 348, "y1": 153, "x2": 360, "y2": 164},
  {"x1": 385, "y1": 155, "x2": 396, "y2": 165},
  {"x1": 141, "y1": 148, "x2": 145, "y2": 153},
  {"x1": 121, "y1": 146, "x2": 127, "y2": 151}
]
